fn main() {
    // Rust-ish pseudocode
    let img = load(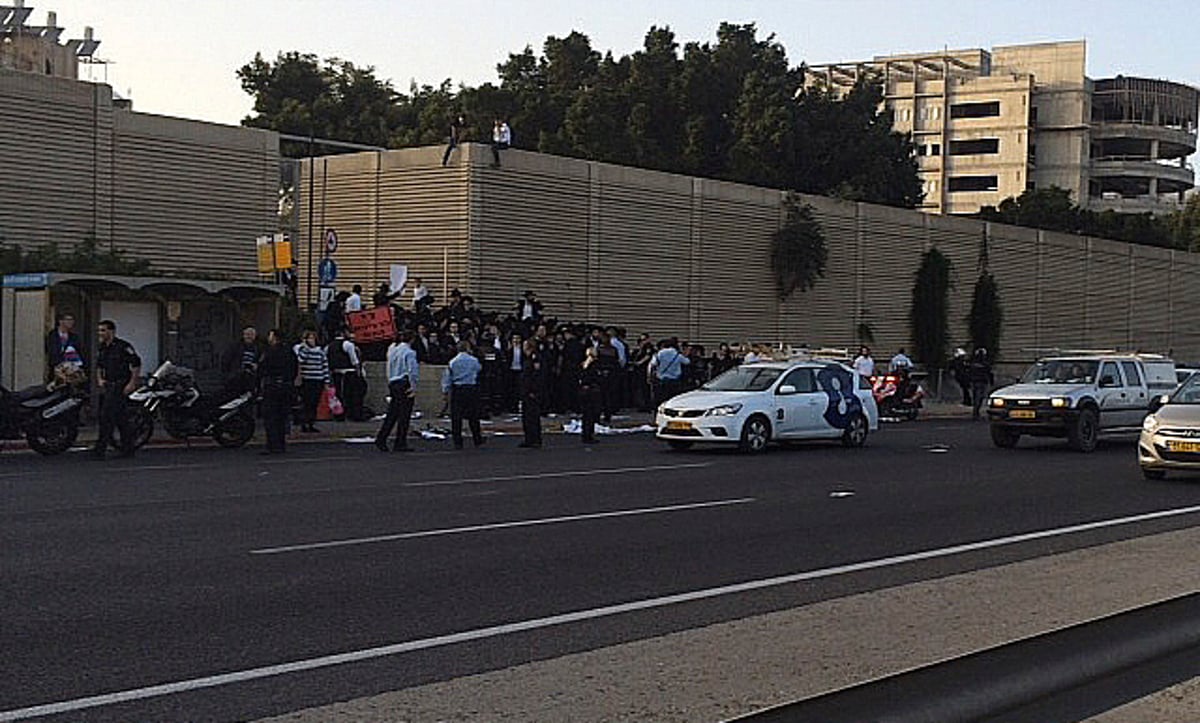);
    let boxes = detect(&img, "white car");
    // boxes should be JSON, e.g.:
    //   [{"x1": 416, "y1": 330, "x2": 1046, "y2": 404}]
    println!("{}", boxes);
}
[
  {"x1": 655, "y1": 361, "x2": 879, "y2": 453},
  {"x1": 1139, "y1": 372, "x2": 1200, "y2": 480}
]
